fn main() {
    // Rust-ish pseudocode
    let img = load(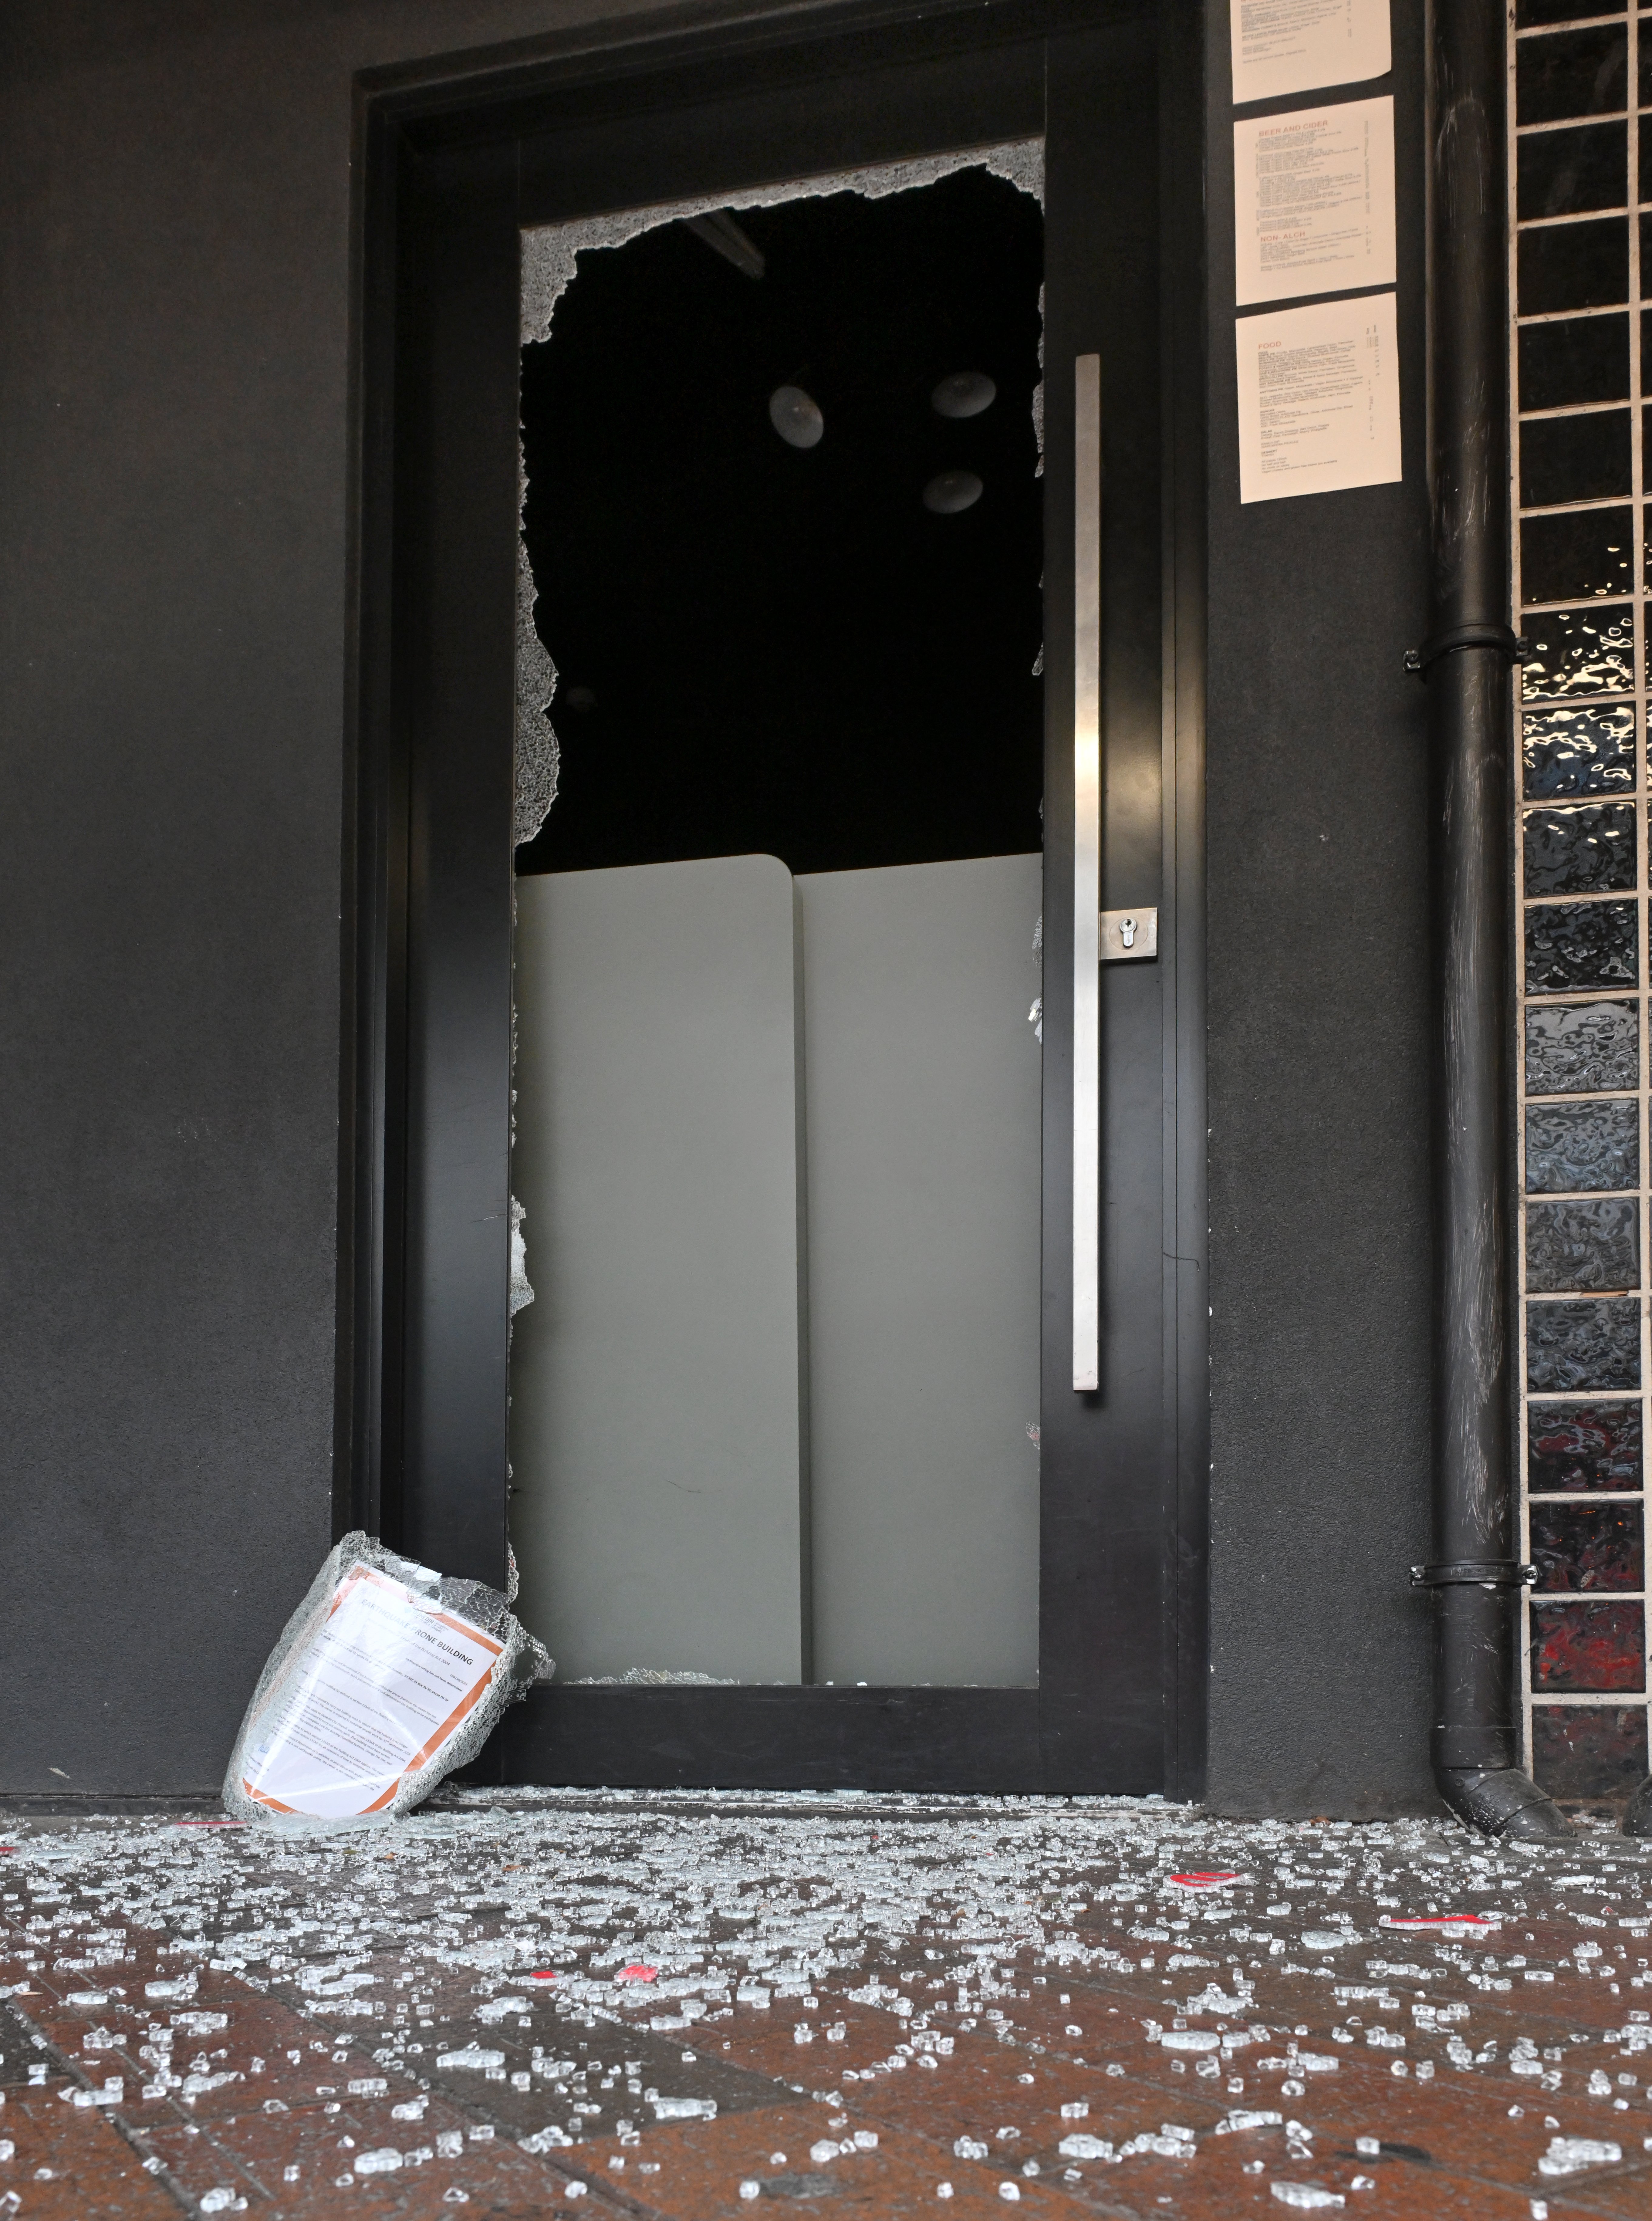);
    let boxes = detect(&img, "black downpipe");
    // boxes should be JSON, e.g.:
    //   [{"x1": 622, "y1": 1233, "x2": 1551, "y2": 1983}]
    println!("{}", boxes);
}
[{"x1": 1414, "y1": 0, "x2": 1572, "y2": 1842}]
